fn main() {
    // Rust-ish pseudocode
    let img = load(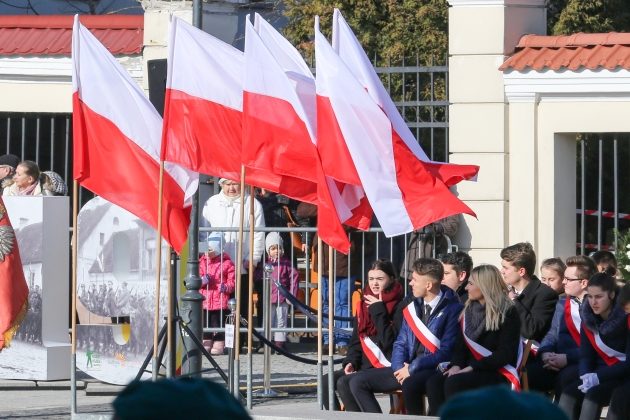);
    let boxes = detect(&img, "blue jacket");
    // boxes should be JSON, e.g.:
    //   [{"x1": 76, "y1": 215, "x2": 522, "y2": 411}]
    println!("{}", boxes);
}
[
  {"x1": 538, "y1": 296, "x2": 582, "y2": 365},
  {"x1": 391, "y1": 286, "x2": 463, "y2": 374}
]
